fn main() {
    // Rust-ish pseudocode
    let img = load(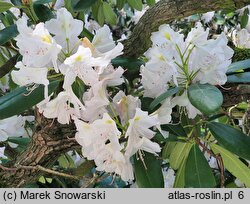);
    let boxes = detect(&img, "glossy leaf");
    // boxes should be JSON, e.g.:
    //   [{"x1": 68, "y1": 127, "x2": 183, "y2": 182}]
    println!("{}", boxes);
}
[
  {"x1": 227, "y1": 72, "x2": 250, "y2": 83},
  {"x1": 211, "y1": 143, "x2": 250, "y2": 187},
  {"x1": 162, "y1": 123, "x2": 187, "y2": 137},
  {"x1": 227, "y1": 59, "x2": 250, "y2": 74},
  {"x1": 0, "y1": 80, "x2": 59, "y2": 120},
  {"x1": 127, "y1": 0, "x2": 143, "y2": 11},
  {"x1": 111, "y1": 57, "x2": 144, "y2": 71},
  {"x1": 0, "y1": 24, "x2": 18, "y2": 46},
  {"x1": 0, "y1": 1, "x2": 12, "y2": 13},
  {"x1": 169, "y1": 142, "x2": 192, "y2": 170},
  {"x1": 150, "y1": 87, "x2": 183, "y2": 111},
  {"x1": 185, "y1": 144, "x2": 216, "y2": 187},
  {"x1": 33, "y1": 4, "x2": 54, "y2": 22},
  {"x1": 188, "y1": 83, "x2": 223, "y2": 115},
  {"x1": 73, "y1": 0, "x2": 98, "y2": 11},
  {"x1": 134, "y1": 152, "x2": 164, "y2": 188},
  {"x1": 103, "y1": 2, "x2": 117, "y2": 25},
  {"x1": 208, "y1": 122, "x2": 250, "y2": 160},
  {"x1": 162, "y1": 142, "x2": 176, "y2": 159}
]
